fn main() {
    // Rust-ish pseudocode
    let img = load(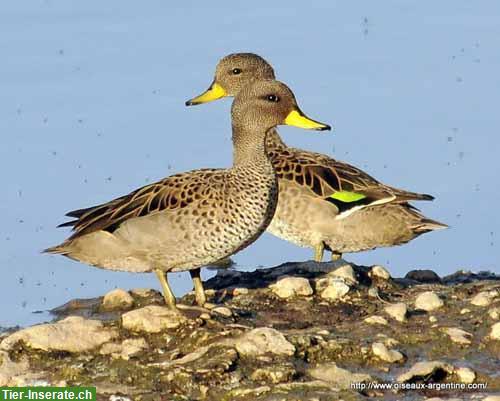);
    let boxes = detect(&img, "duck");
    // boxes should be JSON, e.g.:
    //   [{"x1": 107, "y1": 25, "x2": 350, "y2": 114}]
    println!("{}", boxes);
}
[
  {"x1": 45, "y1": 79, "x2": 331, "y2": 311},
  {"x1": 186, "y1": 53, "x2": 447, "y2": 262}
]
